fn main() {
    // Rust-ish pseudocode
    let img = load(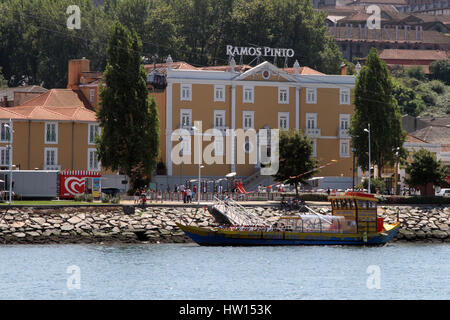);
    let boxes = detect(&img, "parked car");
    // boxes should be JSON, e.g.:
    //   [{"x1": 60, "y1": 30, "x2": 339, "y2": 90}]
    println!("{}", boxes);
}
[{"x1": 436, "y1": 188, "x2": 450, "y2": 197}]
